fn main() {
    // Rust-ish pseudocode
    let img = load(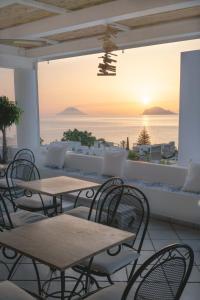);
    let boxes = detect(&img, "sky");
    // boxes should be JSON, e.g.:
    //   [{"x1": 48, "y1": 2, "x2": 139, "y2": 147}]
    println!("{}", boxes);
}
[{"x1": 1, "y1": 39, "x2": 200, "y2": 117}]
